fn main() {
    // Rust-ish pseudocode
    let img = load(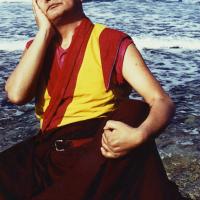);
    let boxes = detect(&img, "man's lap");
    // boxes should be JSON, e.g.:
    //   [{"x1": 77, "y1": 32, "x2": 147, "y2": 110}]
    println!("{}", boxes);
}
[{"x1": 0, "y1": 99, "x2": 182, "y2": 199}]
